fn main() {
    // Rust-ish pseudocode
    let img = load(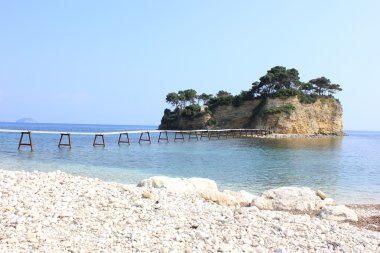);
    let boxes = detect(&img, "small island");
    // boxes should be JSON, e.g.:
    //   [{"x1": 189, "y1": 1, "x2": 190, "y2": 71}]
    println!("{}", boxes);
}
[
  {"x1": 16, "y1": 118, "x2": 38, "y2": 124},
  {"x1": 159, "y1": 66, "x2": 343, "y2": 135}
]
